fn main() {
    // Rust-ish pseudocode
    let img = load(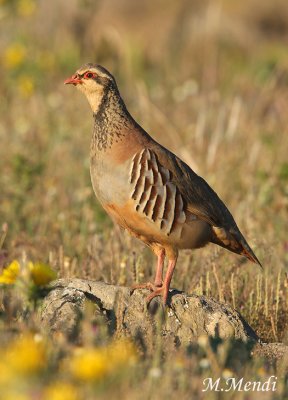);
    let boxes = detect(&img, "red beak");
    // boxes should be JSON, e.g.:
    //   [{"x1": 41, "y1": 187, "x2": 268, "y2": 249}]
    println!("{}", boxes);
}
[{"x1": 64, "y1": 74, "x2": 82, "y2": 85}]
